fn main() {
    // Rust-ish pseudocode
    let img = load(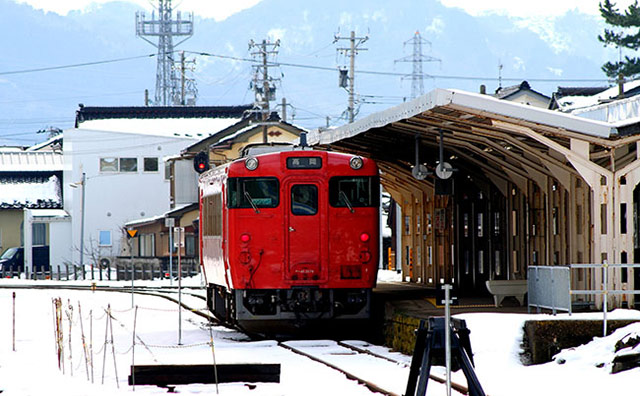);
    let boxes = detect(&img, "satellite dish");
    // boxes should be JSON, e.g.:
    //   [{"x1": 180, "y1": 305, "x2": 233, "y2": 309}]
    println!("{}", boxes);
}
[
  {"x1": 412, "y1": 164, "x2": 429, "y2": 180},
  {"x1": 436, "y1": 162, "x2": 454, "y2": 180}
]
